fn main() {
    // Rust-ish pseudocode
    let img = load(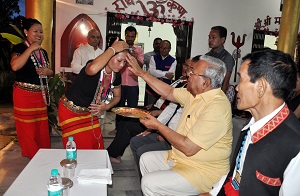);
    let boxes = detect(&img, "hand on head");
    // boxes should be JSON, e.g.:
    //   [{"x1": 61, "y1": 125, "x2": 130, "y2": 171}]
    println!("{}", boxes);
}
[
  {"x1": 126, "y1": 53, "x2": 145, "y2": 76},
  {"x1": 110, "y1": 37, "x2": 129, "y2": 53}
]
